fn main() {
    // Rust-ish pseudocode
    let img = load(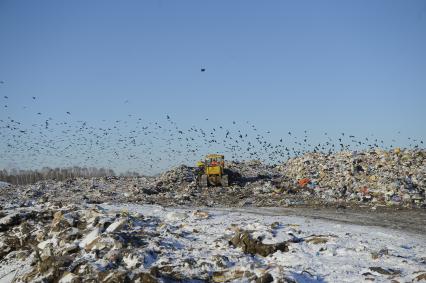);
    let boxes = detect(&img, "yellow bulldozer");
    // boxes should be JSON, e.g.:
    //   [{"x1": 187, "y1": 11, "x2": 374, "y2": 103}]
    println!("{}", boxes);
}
[{"x1": 196, "y1": 154, "x2": 229, "y2": 187}]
